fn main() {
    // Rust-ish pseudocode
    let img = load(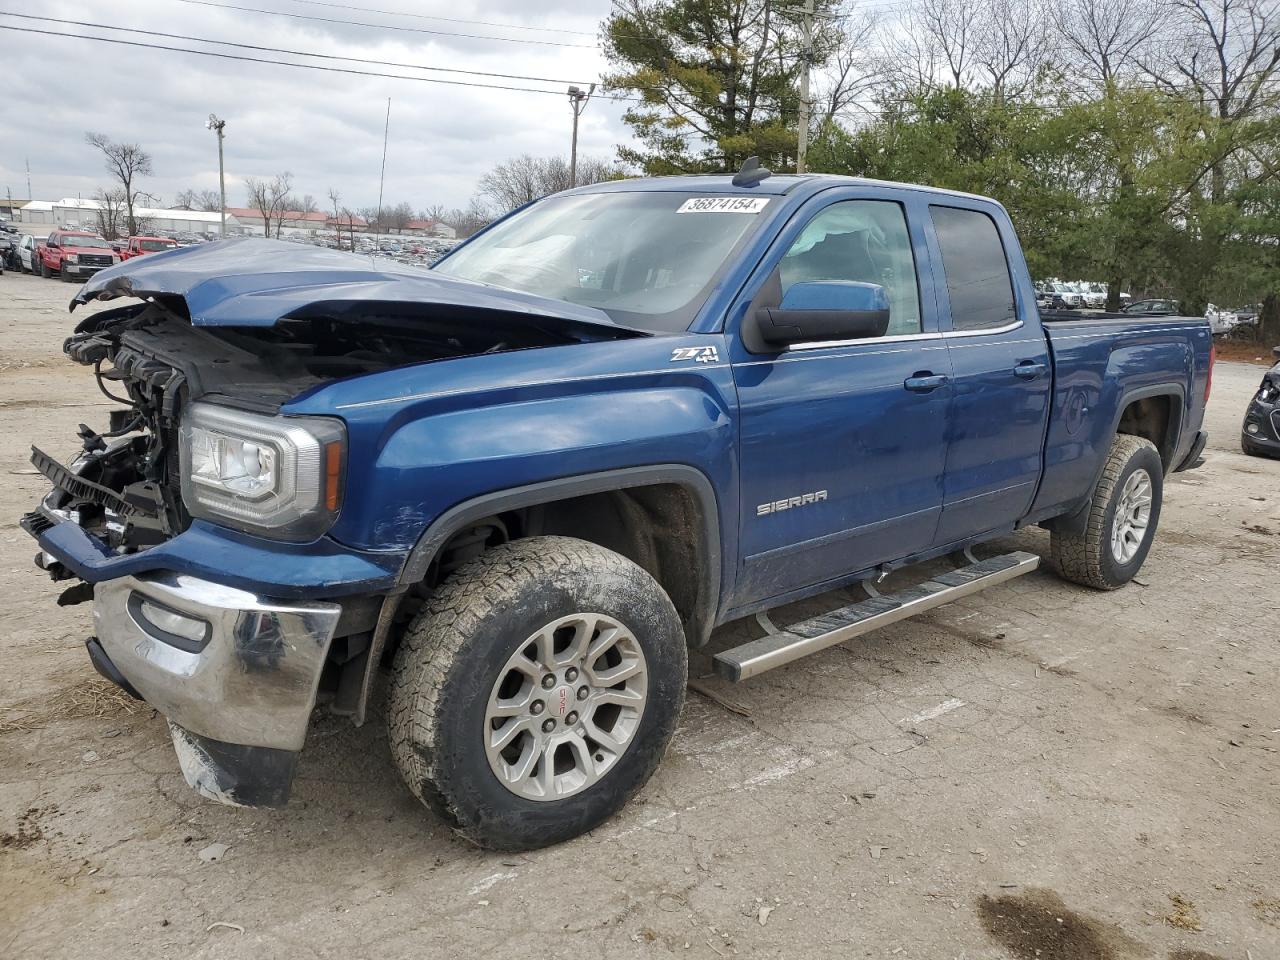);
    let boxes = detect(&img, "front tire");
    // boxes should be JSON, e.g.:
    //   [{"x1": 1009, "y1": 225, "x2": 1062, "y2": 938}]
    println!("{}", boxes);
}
[
  {"x1": 389, "y1": 536, "x2": 687, "y2": 850},
  {"x1": 1051, "y1": 434, "x2": 1164, "y2": 589}
]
